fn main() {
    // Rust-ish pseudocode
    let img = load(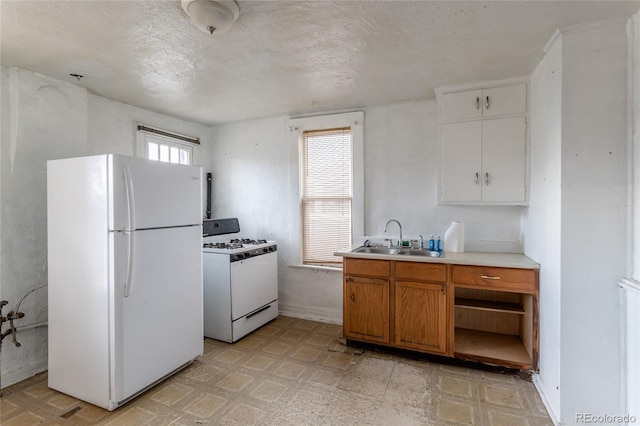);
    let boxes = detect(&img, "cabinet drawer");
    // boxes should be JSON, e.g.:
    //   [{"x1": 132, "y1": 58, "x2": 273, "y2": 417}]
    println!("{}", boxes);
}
[
  {"x1": 395, "y1": 262, "x2": 446, "y2": 283},
  {"x1": 452, "y1": 265, "x2": 536, "y2": 294},
  {"x1": 344, "y1": 258, "x2": 390, "y2": 278}
]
